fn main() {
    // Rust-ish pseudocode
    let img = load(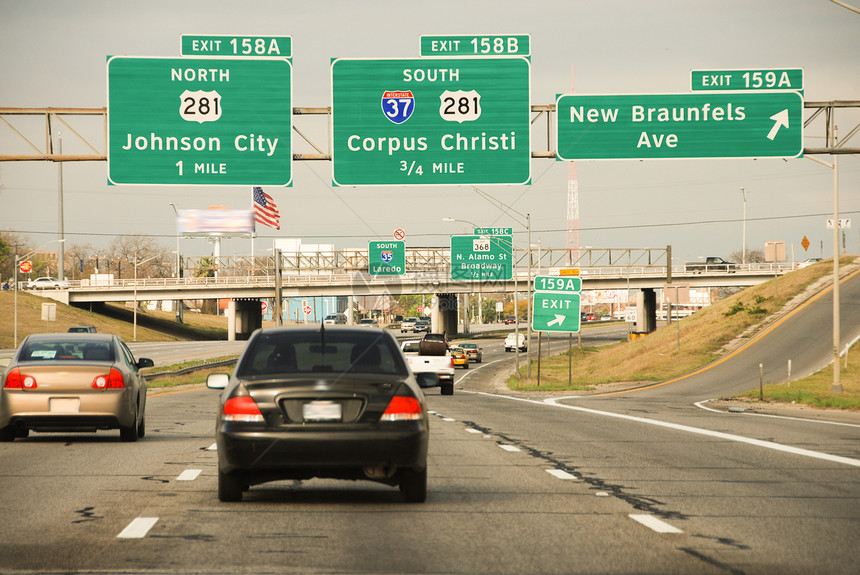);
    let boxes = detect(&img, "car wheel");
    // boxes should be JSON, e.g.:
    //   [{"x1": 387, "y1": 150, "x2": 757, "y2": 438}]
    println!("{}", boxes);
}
[
  {"x1": 441, "y1": 382, "x2": 454, "y2": 396},
  {"x1": 463, "y1": 363, "x2": 469, "y2": 370},
  {"x1": 0, "y1": 426, "x2": 15, "y2": 442},
  {"x1": 218, "y1": 469, "x2": 243, "y2": 502},
  {"x1": 120, "y1": 423, "x2": 138, "y2": 442},
  {"x1": 15, "y1": 427, "x2": 29, "y2": 439},
  {"x1": 400, "y1": 468, "x2": 427, "y2": 503},
  {"x1": 137, "y1": 414, "x2": 146, "y2": 438}
]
